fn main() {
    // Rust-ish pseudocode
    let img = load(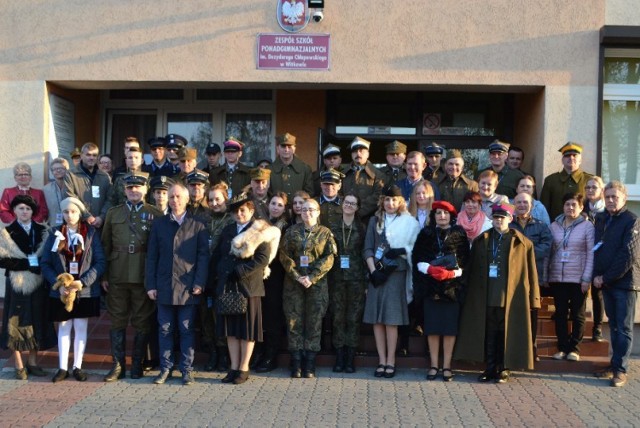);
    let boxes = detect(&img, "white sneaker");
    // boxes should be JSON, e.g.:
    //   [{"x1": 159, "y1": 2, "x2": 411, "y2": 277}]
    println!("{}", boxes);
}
[
  {"x1": 567, "y1": 352, "x2": 580, "y2": 361},
  {"x1": 553, "y1": 351, "x2": 567, "y2": 360}
]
